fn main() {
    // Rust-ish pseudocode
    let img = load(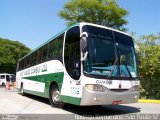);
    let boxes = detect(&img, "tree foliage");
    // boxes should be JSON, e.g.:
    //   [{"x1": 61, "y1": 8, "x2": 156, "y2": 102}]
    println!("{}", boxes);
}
[
  {"x1": 0, "y1": 38, "x2": 31, "y2": 74},
  {"x1": 59, "y1": 0, "x2": 128, "y2": 31},
  {"x1": 136, "y1": 33, "x2": 160, "y2": 99}
]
